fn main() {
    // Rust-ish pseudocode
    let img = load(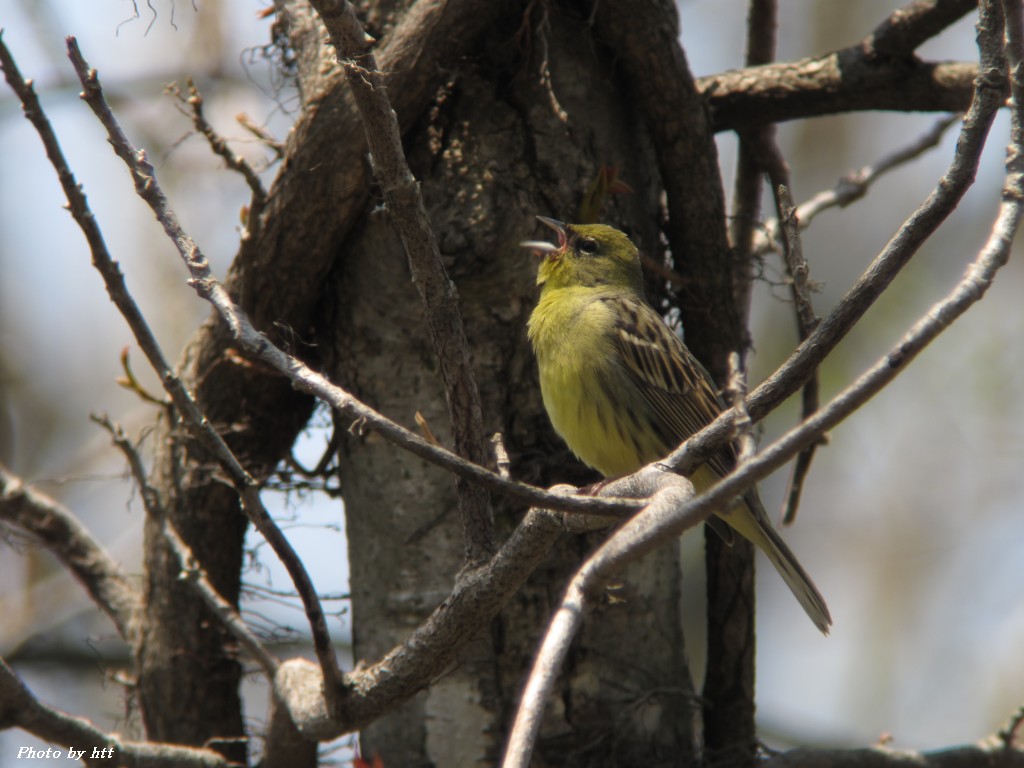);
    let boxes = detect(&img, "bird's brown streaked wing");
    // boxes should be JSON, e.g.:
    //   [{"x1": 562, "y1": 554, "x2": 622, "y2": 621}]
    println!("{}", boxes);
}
[{"x1": 605, "y1": 296, "x2": 737, "y2": 480}]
